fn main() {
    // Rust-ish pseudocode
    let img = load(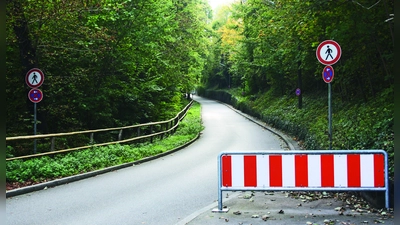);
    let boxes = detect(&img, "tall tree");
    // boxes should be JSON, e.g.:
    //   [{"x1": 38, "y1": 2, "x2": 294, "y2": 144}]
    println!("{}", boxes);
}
[
  {"x1": 6, "y1": 0, "x2": 211, "y2": 137},
  {"x1": 204, "y1": 0, "x2": 393, "y2": 100}
]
